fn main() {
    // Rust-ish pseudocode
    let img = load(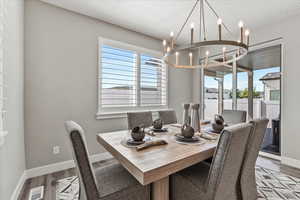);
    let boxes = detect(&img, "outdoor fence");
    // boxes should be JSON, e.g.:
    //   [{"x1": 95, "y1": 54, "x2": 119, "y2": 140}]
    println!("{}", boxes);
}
[{"x1": 205, "y1": 99, "x2": 280, "y2": 127}]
